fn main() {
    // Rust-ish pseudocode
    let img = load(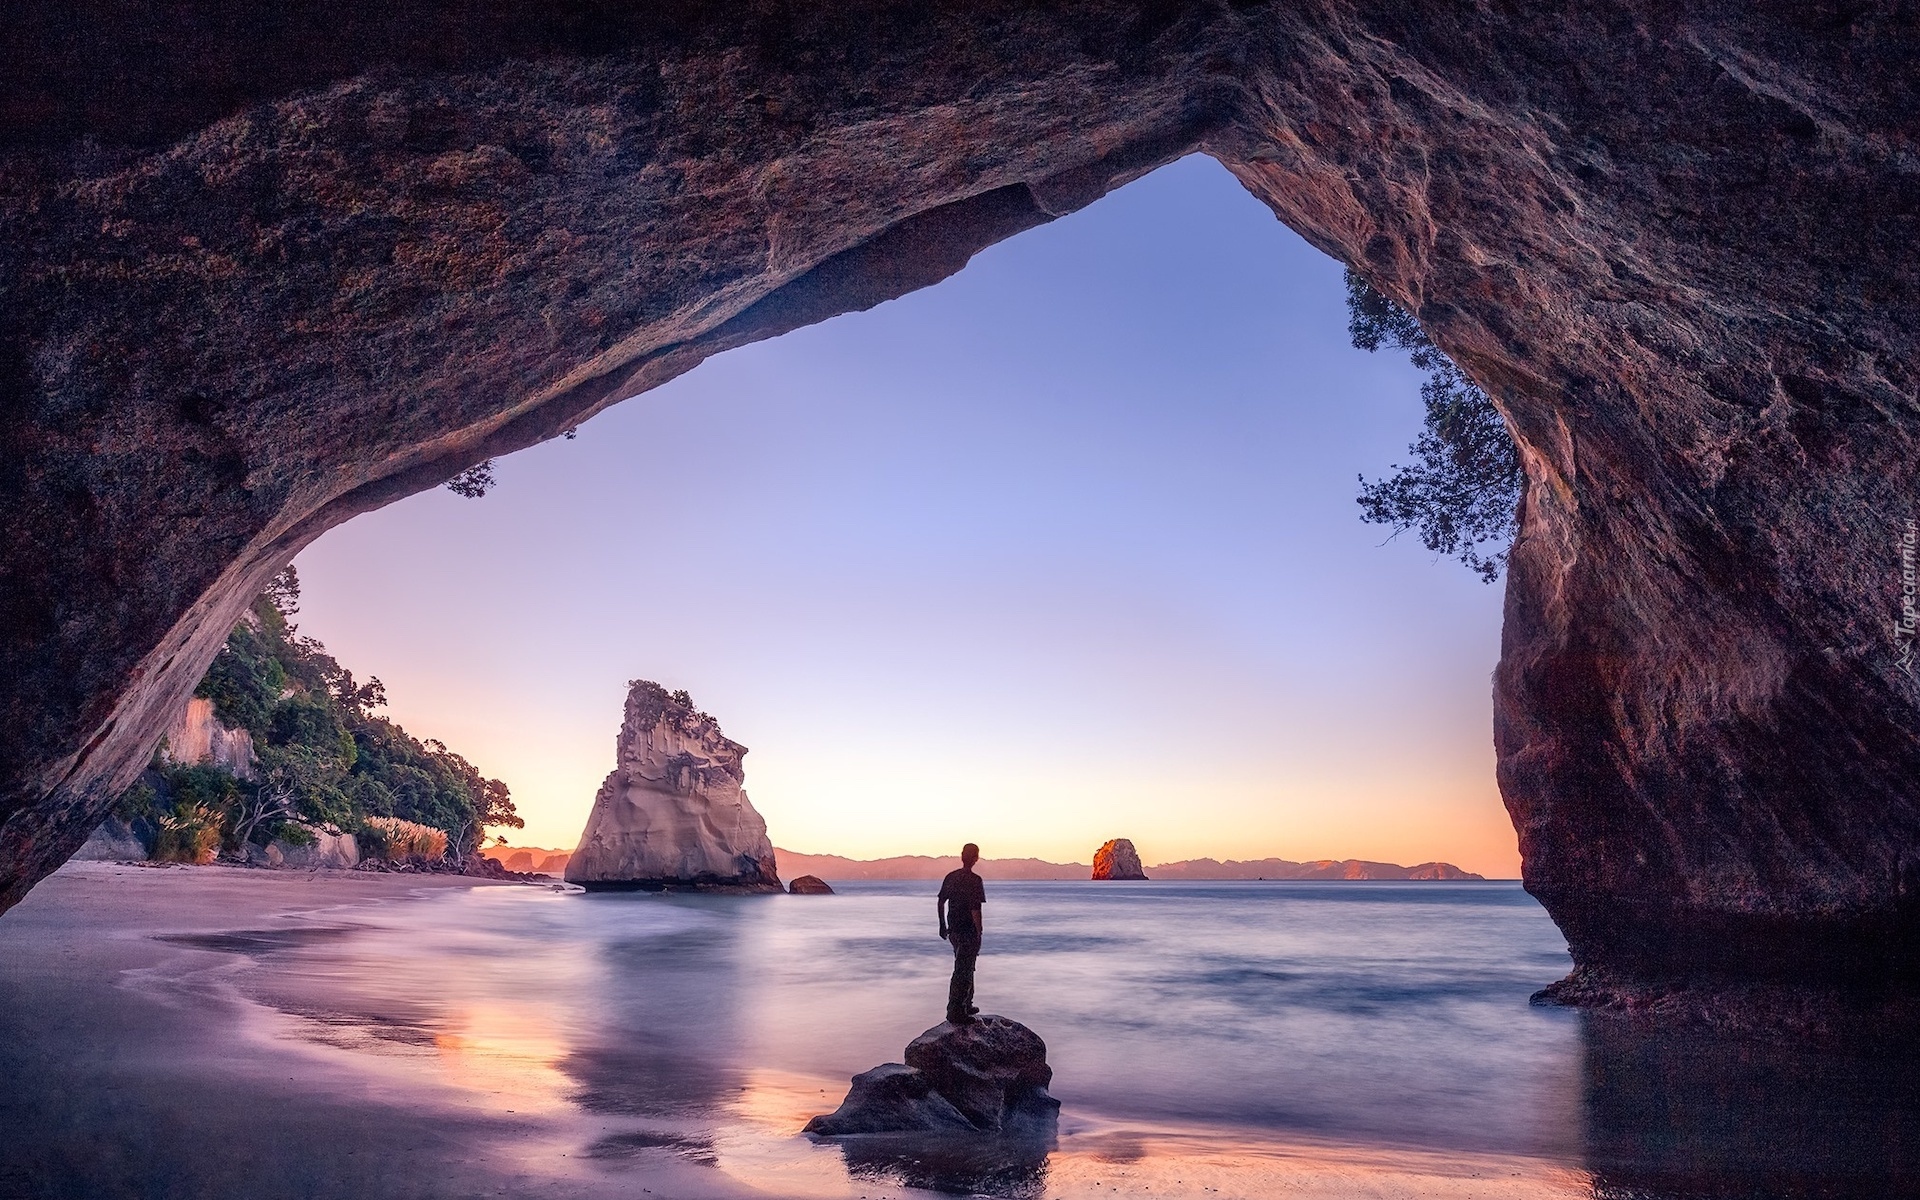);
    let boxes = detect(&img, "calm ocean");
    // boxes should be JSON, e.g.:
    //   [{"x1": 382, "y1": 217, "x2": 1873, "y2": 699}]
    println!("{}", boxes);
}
[{"x1": 224, "y1": 879, "x2": 1920, "y2": 1197}]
